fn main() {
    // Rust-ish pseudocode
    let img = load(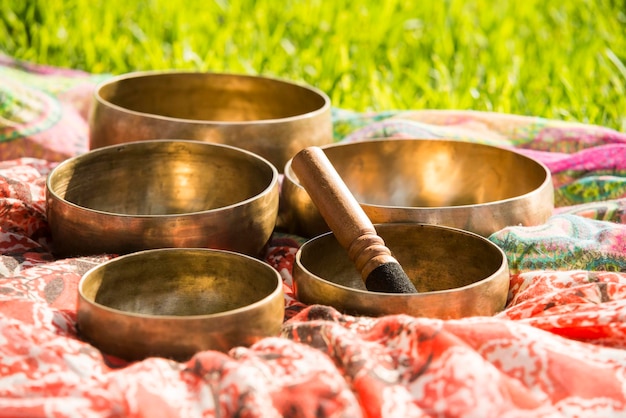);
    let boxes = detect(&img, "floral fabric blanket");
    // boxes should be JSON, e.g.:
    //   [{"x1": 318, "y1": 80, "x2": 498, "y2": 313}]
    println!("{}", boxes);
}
[{"x1": 2, "y1": 55, "x2": 626, "y2": 417}]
